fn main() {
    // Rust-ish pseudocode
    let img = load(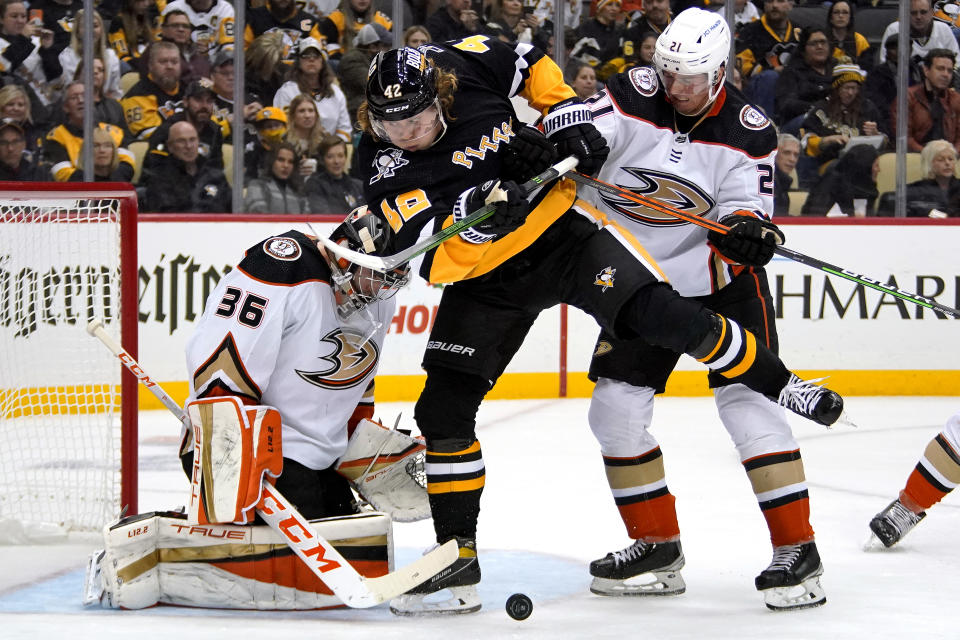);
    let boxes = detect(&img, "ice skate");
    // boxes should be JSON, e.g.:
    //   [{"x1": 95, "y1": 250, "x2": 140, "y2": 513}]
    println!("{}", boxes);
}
[
  {"x1": 389, "y1": 537, "x2": 481, "y2": 615},
  {"x1": 773, "y1": 374, "x2": 851, "y2": 427},
  {"x1": 755, "y1": 541, "x2": 826, "y2": 611},
  {"x1": 589, "y1": 540, "x2": 686, "y2": 596},
  {"x1": 869, "y1": 499, "x2": 926, "y2": 548}
]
